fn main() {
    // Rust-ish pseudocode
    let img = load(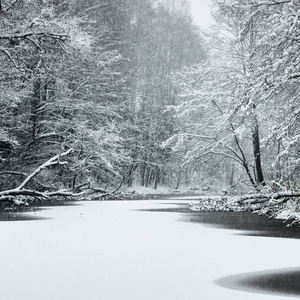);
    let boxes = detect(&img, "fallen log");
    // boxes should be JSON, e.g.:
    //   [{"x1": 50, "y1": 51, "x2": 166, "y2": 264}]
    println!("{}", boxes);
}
[
  {"x1": 0, "y1": 172, "x2": 52, "y2": 190},
  {"x1": 17, "y1": 148, "x2": 73, "y2": 190},
  {"x1": 0, "y1": 149, "x2": 84, "y2": 205},
  {"x1": 236, "y1": 192, "x2": 300, "y2": 205},
  {"x1": 89, "y1": 179, "x2": 124, "y2": 200}
]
